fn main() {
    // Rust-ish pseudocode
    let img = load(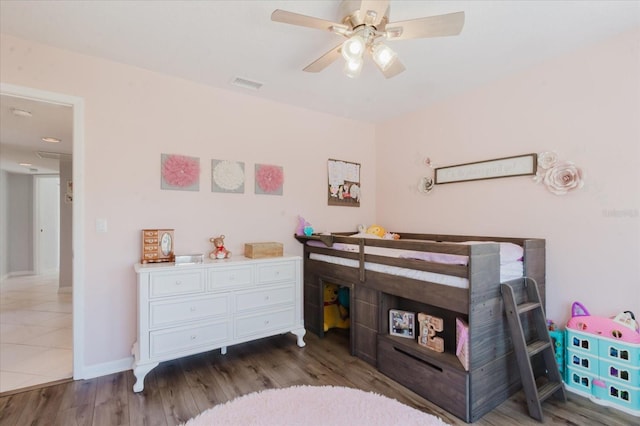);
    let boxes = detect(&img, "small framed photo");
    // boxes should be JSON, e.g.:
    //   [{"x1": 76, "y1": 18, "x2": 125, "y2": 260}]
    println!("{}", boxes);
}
[{"x1": 389, "y1": 309, "x2": 415, "y2": 339}]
